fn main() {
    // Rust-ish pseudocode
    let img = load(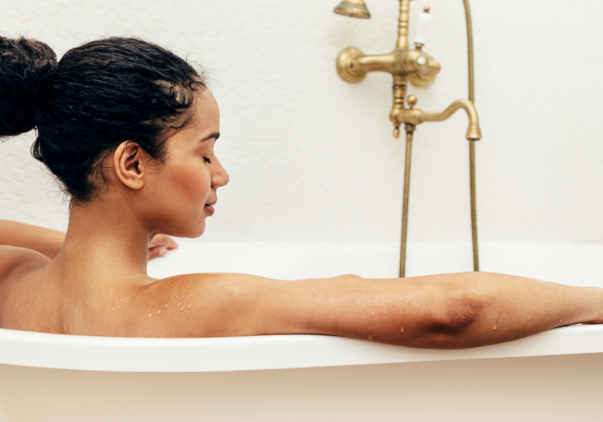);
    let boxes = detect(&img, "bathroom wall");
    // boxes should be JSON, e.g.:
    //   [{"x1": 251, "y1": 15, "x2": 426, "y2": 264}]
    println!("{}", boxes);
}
[{"x1": 1, "y1": 0, "x2": 602, "y2": 244}]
